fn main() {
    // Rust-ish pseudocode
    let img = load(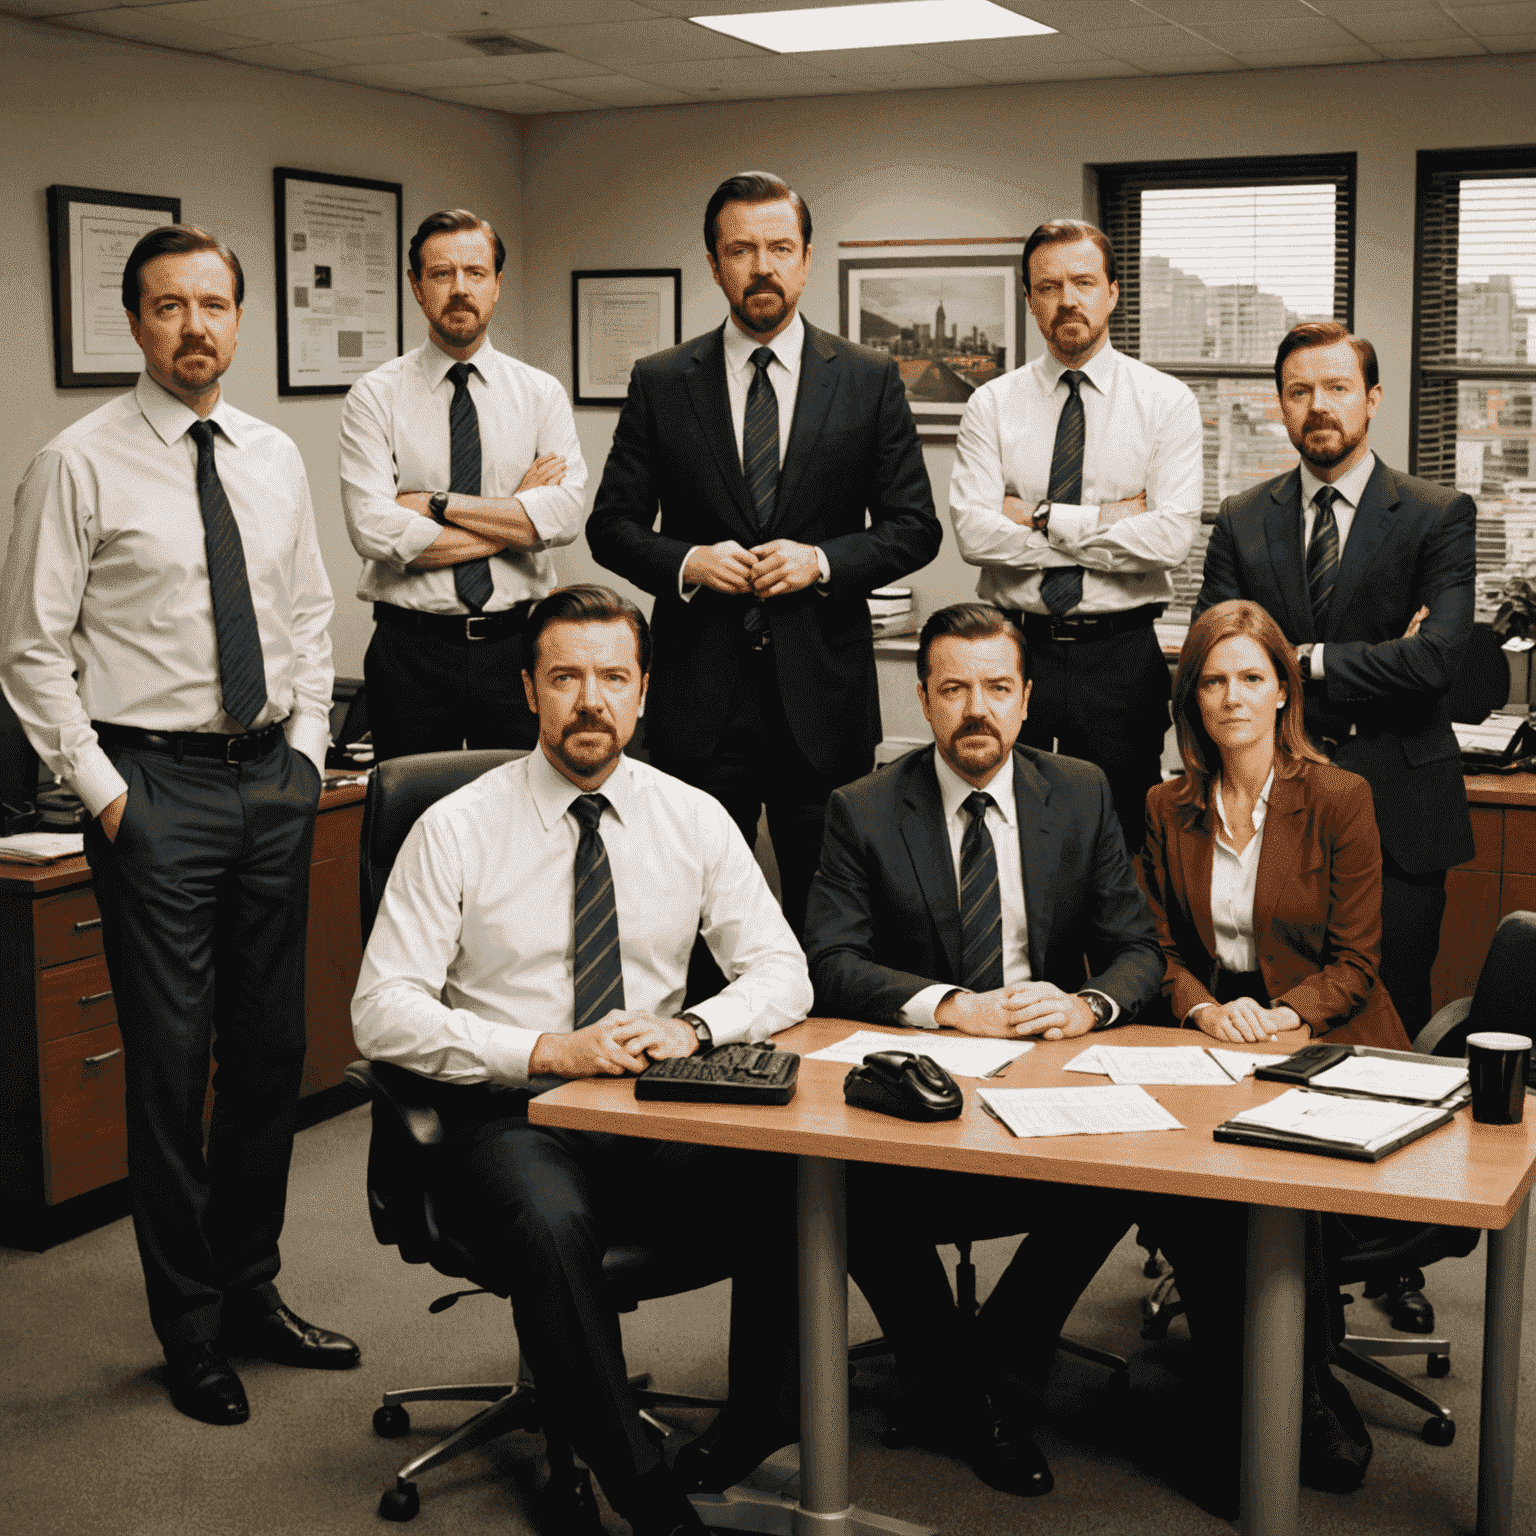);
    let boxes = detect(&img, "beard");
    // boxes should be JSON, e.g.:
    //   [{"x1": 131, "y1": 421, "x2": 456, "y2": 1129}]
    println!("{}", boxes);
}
[
  {"x1": 163, "y1": 346, "x2": 226, "y2": 397},
  {"x1": 730, "y1": 278, "x2": 790, "y2": 335},
  {"x1": 550, "y1": 718, "x2": 622, "y2": 780},
  {"x1": 1048, "y1": 307, "x2": 1107, "y2": 362},
  {"x1": 1293, "y1": 409, "x2": 1367, "y2": 472},
  {"x1": 946, "y1": 723, "x2": 1008, "y2": 777},
  {"x1": 431, "y1": 301, "x2": 486, "y2": 349}
]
